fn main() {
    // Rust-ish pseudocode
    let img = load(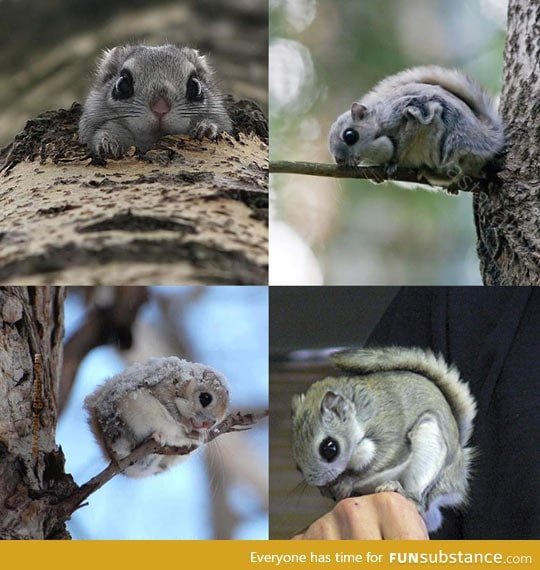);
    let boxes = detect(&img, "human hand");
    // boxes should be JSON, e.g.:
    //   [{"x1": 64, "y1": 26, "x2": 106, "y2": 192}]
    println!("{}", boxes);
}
[{"x1": 292, "y1": 492, "x2": 429, "y2": 540}]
